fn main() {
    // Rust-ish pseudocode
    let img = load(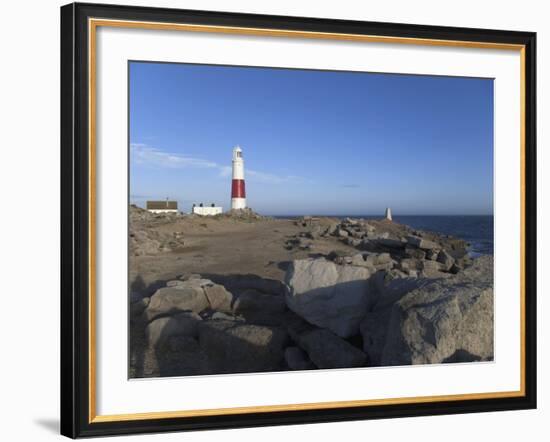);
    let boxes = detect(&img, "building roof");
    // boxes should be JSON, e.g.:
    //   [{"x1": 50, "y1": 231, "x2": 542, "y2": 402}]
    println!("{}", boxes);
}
[{"x1": 146, "y1": 200, "x2": 178, "y2": 210}]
